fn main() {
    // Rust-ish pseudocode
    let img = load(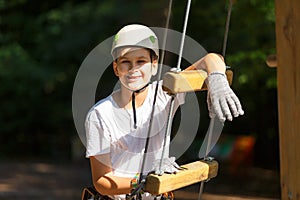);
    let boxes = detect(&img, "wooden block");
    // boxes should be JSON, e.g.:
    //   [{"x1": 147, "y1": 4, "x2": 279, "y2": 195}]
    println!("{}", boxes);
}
[
  {"x1": 144, "y1": 160, "x2": 218, "y2": 195},
  {"x1": 162, "y1": 70, "x2": 208, "y2": 94},
  {"x1": 162, "y1": 70, "x2": 233, "y2": 94}
]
